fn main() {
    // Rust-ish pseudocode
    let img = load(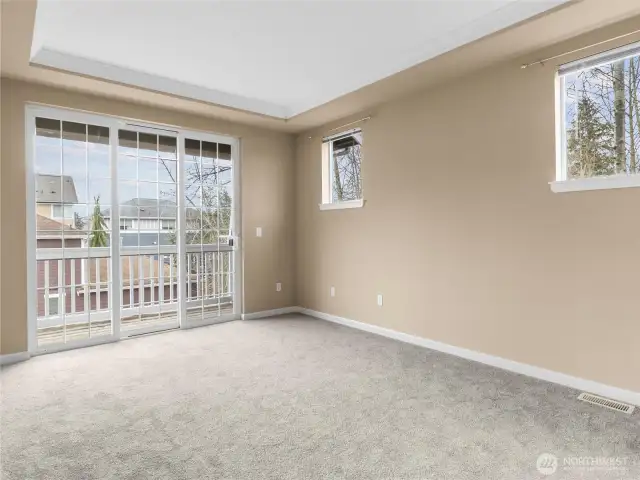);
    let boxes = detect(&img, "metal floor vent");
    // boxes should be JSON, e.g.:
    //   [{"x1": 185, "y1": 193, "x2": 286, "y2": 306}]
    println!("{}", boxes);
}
[{"x1": 577, "y1": 393, "x2": 635, "y2": 414}]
